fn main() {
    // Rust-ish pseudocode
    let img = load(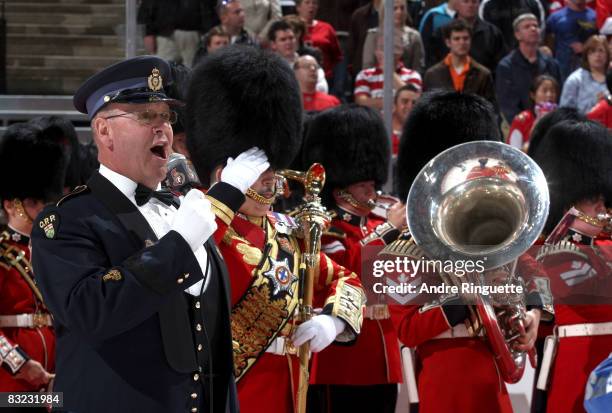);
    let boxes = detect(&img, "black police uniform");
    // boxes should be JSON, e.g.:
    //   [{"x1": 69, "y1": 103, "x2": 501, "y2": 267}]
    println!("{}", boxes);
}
[{"x1": 30, "y1": 56, "x2": 240, "y2": 413}]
